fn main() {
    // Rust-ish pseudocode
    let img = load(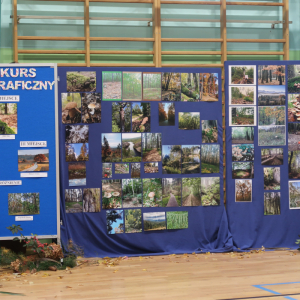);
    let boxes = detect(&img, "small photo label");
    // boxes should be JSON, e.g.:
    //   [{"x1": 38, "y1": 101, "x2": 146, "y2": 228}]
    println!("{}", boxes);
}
[
  {"x1": 0, "y1": 96, "x2": 19, "y2": 102},
  {"x1": 21, "y1": 173, "x2": 48, "y2": 178},
  {"x1": 20, "y1": 141, "x2": 47, "y2": 147},
  {"x1": 15, "y1": 216, "x2": 33, "y2": 221},
  {"x1": 0, "y1": 135, "x2": 15, "y2": 140},
  {"x1": 0, "y1": 180, "x2": 22, "y2": 186}
]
